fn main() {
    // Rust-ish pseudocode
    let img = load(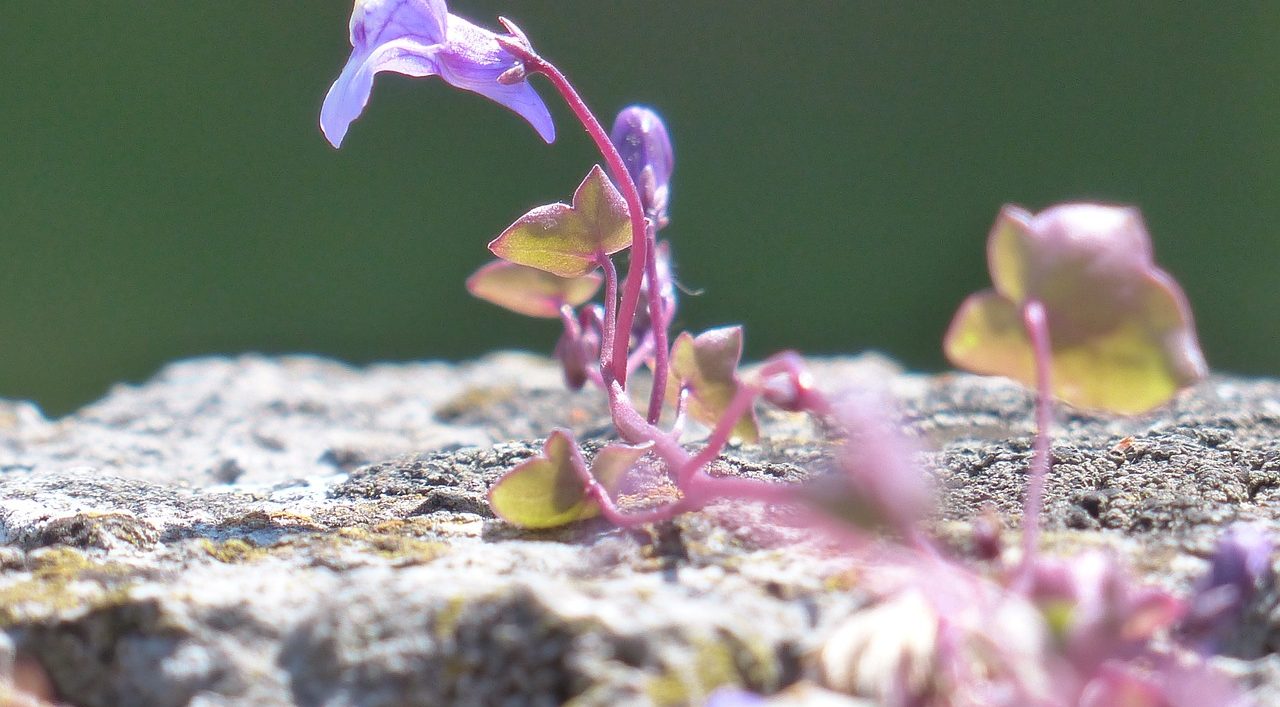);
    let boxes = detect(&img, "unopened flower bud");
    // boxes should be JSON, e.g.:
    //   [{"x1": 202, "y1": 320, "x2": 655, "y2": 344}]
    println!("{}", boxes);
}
[
  {"x1": 609, "y1": 106, "x2": 673, "y2": 229},
  {"x1": 555, "y1": 316, "x2": 592, "y2": 391}
]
